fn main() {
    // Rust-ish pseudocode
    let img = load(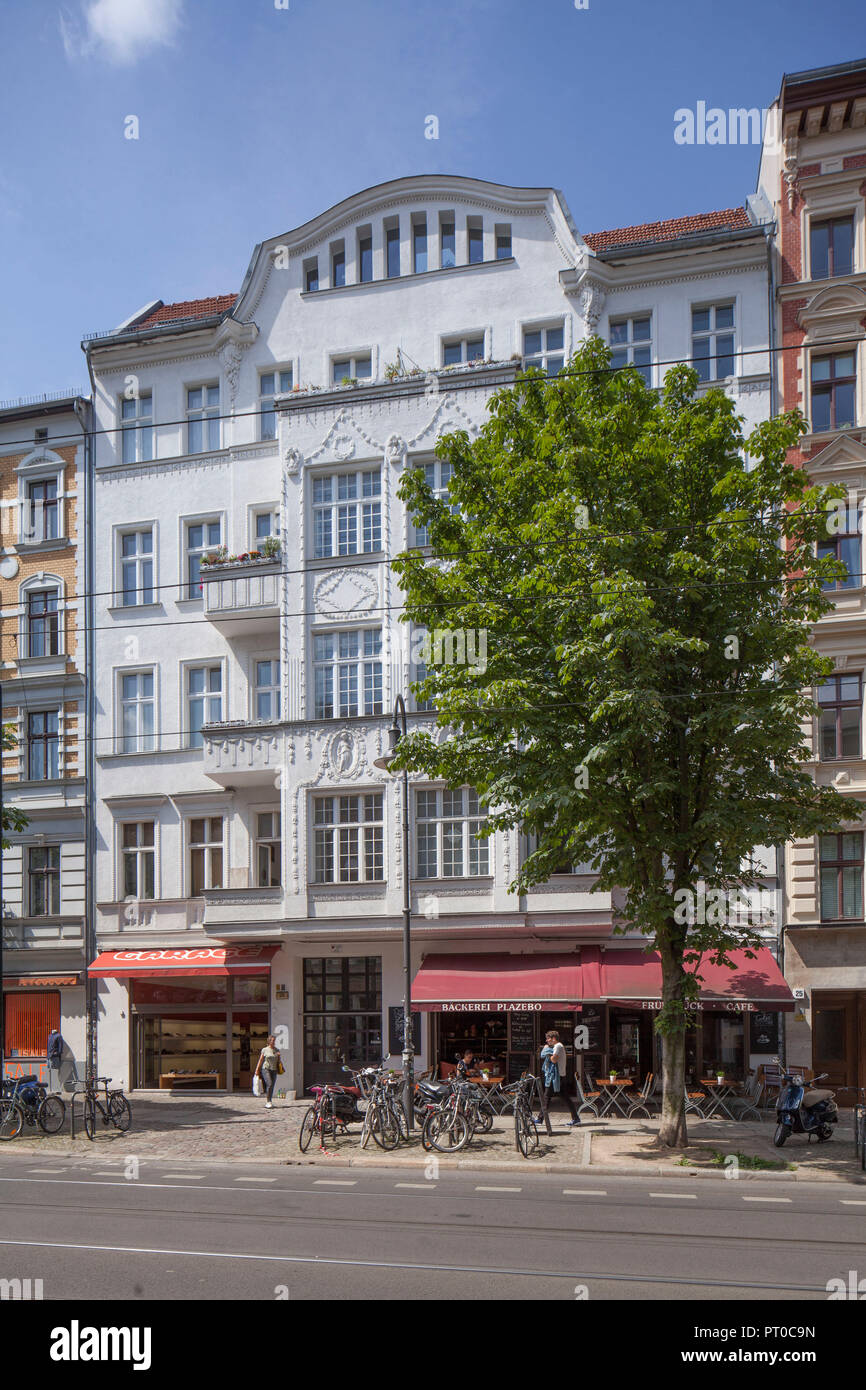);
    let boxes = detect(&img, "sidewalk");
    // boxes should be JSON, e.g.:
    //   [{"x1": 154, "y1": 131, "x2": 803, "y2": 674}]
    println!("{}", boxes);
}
[{"x1": 3, "y1": 1091, "x2": 864, "y2": 1182}]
